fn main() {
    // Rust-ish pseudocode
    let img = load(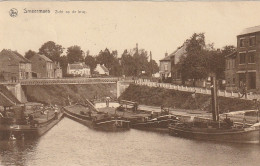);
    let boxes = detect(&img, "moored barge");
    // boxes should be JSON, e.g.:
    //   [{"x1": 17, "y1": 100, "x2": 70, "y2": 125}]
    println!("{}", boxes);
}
[
  {"x1": 0, "y1": 104, "x2": 64, "y2": 140},
  {"x1": 63, "y1": 104, "x2": 130, "y2": 131}
]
